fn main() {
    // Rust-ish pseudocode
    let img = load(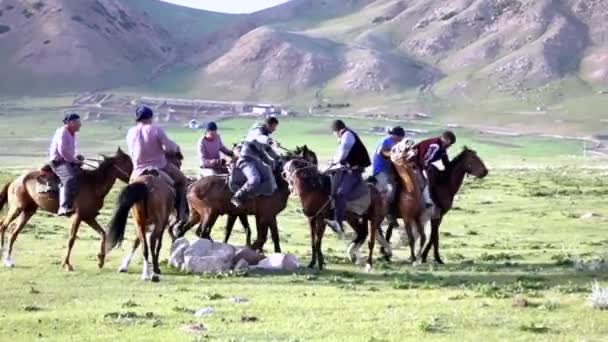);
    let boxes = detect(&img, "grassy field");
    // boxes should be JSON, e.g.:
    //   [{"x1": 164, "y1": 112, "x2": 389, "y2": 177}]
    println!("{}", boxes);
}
[{"x1": 0, "y1": 114, "x2": 607, "y2": 341}]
